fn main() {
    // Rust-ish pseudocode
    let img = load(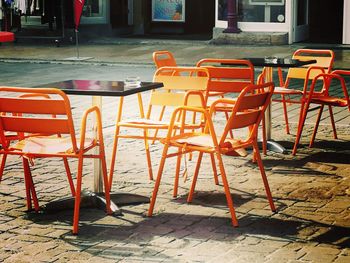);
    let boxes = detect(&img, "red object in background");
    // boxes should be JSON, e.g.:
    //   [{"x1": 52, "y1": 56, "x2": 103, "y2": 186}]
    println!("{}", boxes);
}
[
  {"x1": 74, "y1": 0, "x2": 85, "y2": 30},
  {"x1": 0, "y1": 31, "x2": 15, "y2": 42}
]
